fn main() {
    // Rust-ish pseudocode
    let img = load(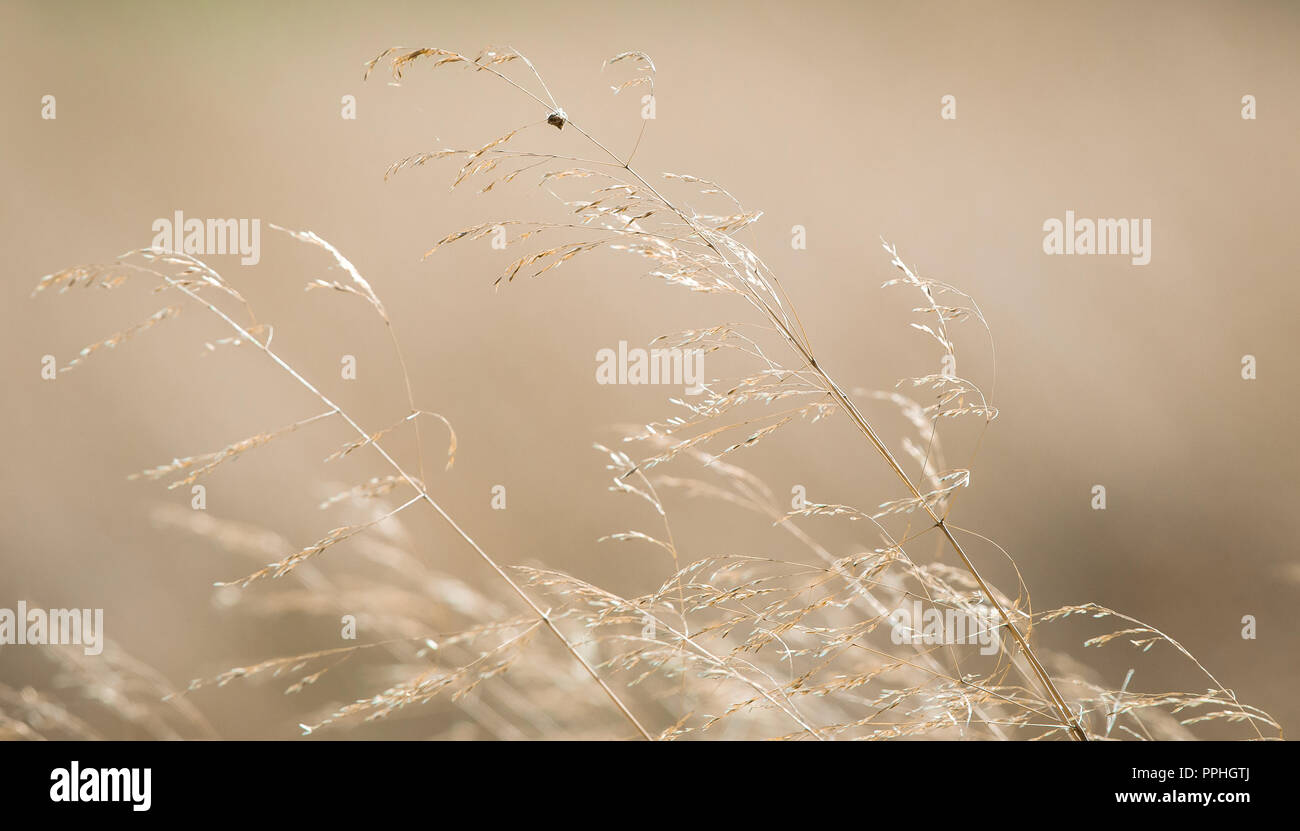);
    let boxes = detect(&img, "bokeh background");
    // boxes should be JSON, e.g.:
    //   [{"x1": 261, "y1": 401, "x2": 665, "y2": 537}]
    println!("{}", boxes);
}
[{"x1": 2, "y1": 0, "x2": 1297, "y2": 738}]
